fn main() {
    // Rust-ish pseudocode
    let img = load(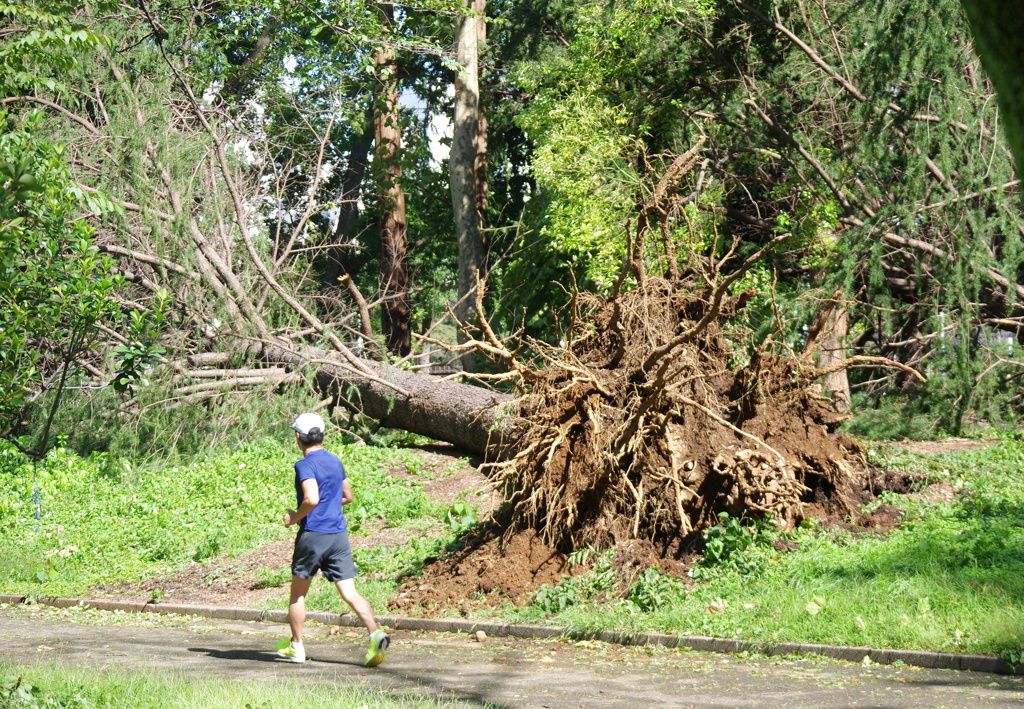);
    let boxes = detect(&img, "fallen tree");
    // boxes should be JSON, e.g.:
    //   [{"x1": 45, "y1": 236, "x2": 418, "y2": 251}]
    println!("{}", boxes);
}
[{"x1": 257, "y1": 342, "x2": 513, "y2": 456}]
